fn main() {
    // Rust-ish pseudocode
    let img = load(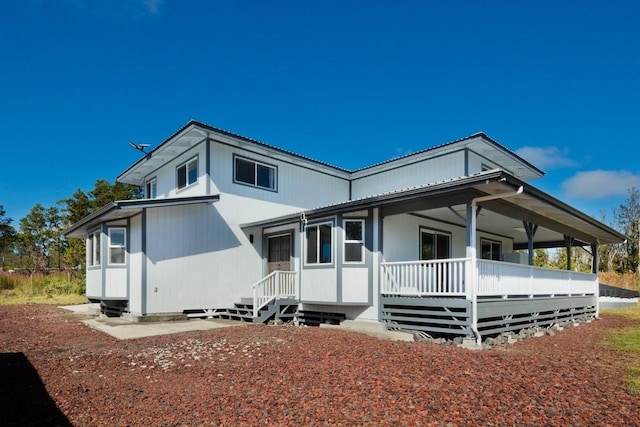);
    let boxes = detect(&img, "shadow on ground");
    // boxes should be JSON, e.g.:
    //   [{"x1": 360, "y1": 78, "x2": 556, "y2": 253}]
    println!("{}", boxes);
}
[{"x1": 0, "y1": 352, "x2": 71, "y2": 426}]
